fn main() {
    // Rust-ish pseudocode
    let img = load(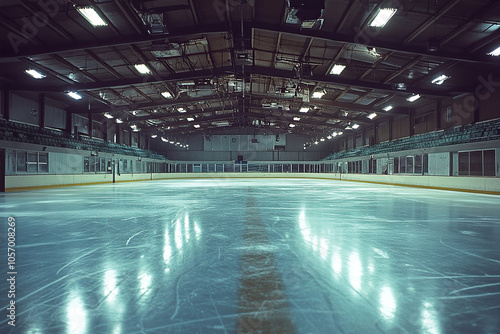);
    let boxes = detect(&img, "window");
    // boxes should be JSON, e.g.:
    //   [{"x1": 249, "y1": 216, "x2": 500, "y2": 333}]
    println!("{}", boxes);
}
[
  {"x1": 39, "y1": 153, "x2": 48, "y2": 173},
  {"x1": 17, "y1": 151, "x2": 27, "y2": 172},
  {"x1": 470, "y1": 151, "x2": 482, "y2": 176},
  {"x1": 27, "y1": 152, "x2": 38, "y2": 172},
  {"x1": 89, "y1": 156, "x2": 96, "y2": 172},
  {"x1": 100, "y1": 158, "x2": 106, "y2": 172},
  {"x1": 400, "y1": 156, "x2": 406, "y2": 173},
  {"x1": 406, "y1": 156, "x2": 414, "y2": 174},
  {"x1": 415, "y1": 155, "x2": 422, "y2": 174},
  {"x1": 484, "y1": 150, "x2": 495, "y2": 176},
  {"x1": 458, "y1": 152, "x2": 469, "y2": 176},
  {"x1": 84, "y1": 156, "x2": 90, "y2": 173}
]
